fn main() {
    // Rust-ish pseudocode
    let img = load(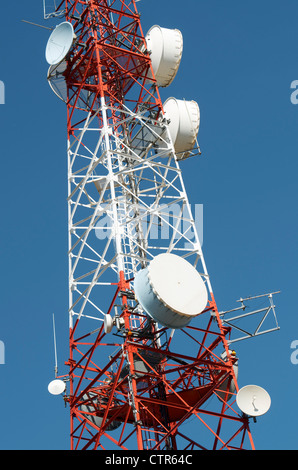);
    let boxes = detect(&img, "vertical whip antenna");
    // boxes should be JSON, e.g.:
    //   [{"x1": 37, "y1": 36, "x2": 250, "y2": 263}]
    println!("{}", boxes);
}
[{"x1": 52, "y1": 313, "x2": 58, "y2": 378}]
